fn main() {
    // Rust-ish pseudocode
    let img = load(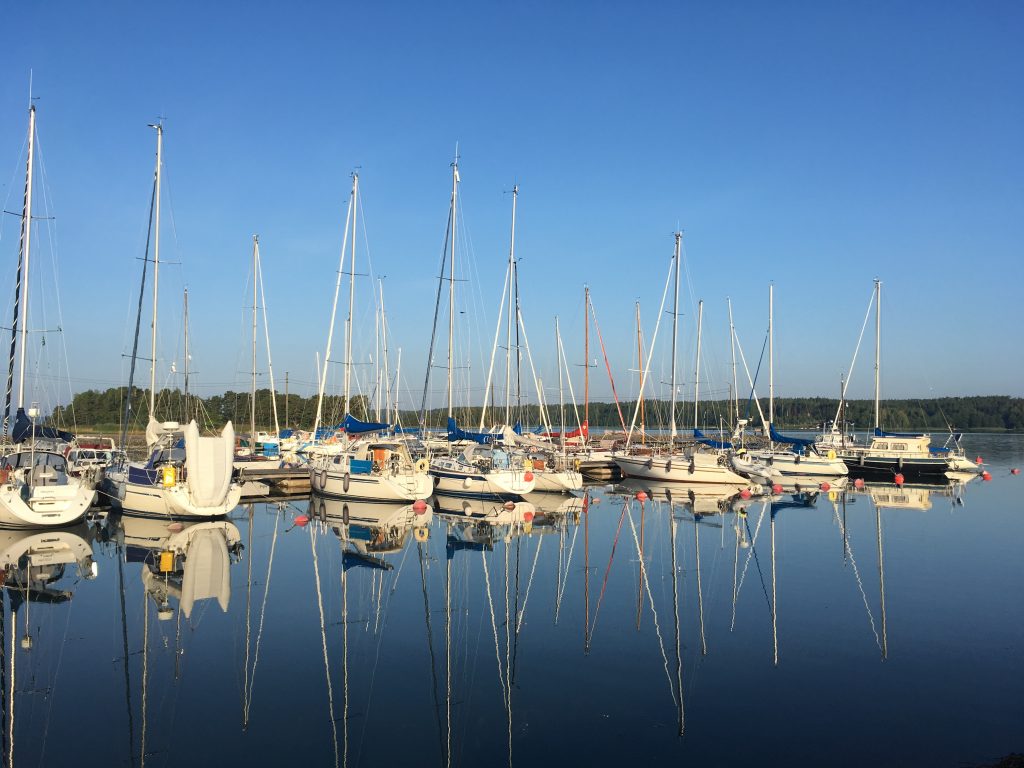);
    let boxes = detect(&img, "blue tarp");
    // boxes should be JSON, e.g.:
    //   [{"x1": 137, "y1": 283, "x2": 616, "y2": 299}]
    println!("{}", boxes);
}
[
  {"x1": 342, "y1": 414, "x2": 390, "y2": 434},
  {"x1": 693, "y1": 428, "x2": 732, "y2": 450},
  {"x1": 769, "y1": 423, "x2": 814, "y2": 449}
]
